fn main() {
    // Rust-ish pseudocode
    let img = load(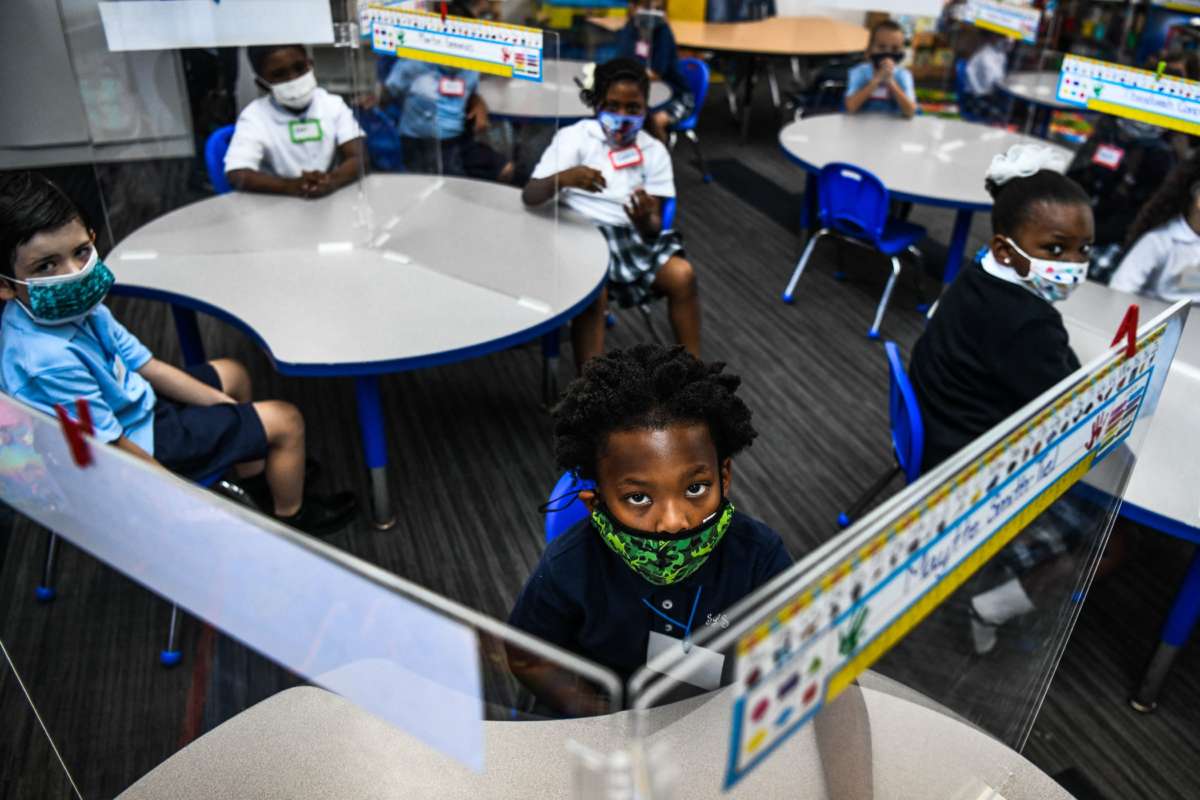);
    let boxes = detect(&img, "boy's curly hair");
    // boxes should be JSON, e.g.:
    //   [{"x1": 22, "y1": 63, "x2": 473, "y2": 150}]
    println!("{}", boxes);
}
[
  {"x1": 553, "y1": 345, "x2": 757, "y2": 480},
  {"x1": 580, "y1": 57, "x2": 650, "y2": 110}
]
